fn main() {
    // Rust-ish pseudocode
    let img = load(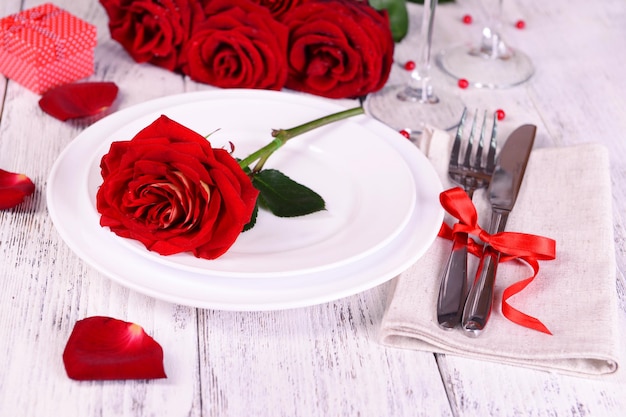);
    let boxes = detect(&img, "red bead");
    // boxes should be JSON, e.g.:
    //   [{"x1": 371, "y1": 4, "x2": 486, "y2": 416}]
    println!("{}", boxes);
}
[
  {"x1": 404, "y1": 61, "x2": 416, "y2": 71},
  {"x1": 399, "y1": 129, "x2": 411, "y2": 139},
  {"x1": 458, "y1": 79, "x2": 469, "y2": 89},
  {"x1": 515, "y1": 19, "x2": 526, "y2": 29},
  {"x1": 496, "y1": 109, "x2": 506, "y2": 120},
  {"x1": 462, "y1": 14, "x2": 473, "y2": 24}
]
